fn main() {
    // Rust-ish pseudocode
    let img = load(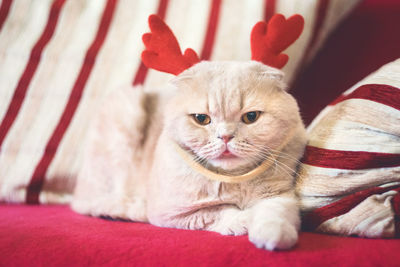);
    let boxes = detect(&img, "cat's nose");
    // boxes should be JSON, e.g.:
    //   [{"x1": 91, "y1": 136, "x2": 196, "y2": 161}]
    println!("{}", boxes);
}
[{"x1": 218, "y1": 135, "x2": 234, "y2": 143}]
